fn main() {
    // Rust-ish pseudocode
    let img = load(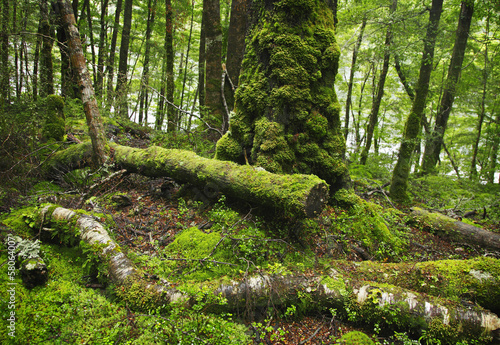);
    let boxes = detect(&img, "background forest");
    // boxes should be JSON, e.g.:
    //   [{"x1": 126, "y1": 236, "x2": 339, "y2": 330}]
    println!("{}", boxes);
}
[{"x1": 1, "y1": 0, "x2": 500, "y2": 344}]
